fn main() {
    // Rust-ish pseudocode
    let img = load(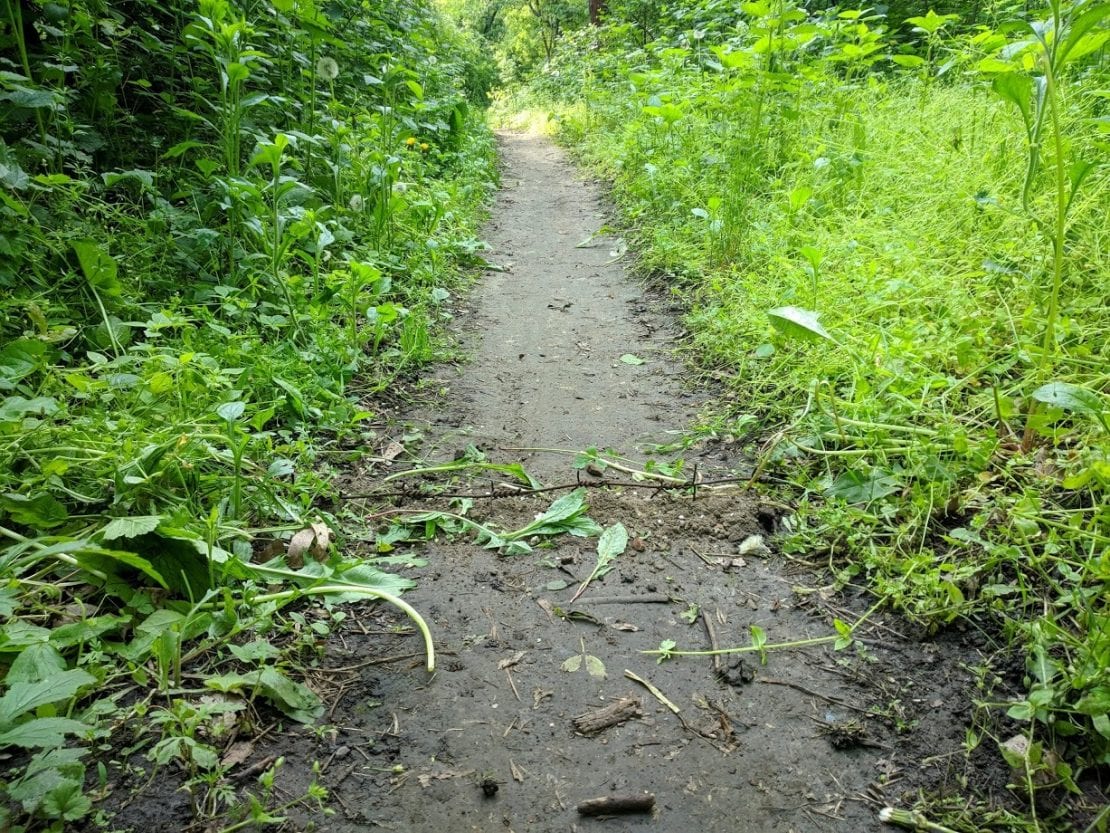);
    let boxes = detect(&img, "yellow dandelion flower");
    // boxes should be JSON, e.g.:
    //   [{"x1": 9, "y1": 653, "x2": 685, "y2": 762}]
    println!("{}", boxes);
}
[
  {"x1": 420, "y1": 143, "x2": 430, "y2": 151},
  {"x1": 405, "y1": 136, "x2": 417, "y2": 147}
]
